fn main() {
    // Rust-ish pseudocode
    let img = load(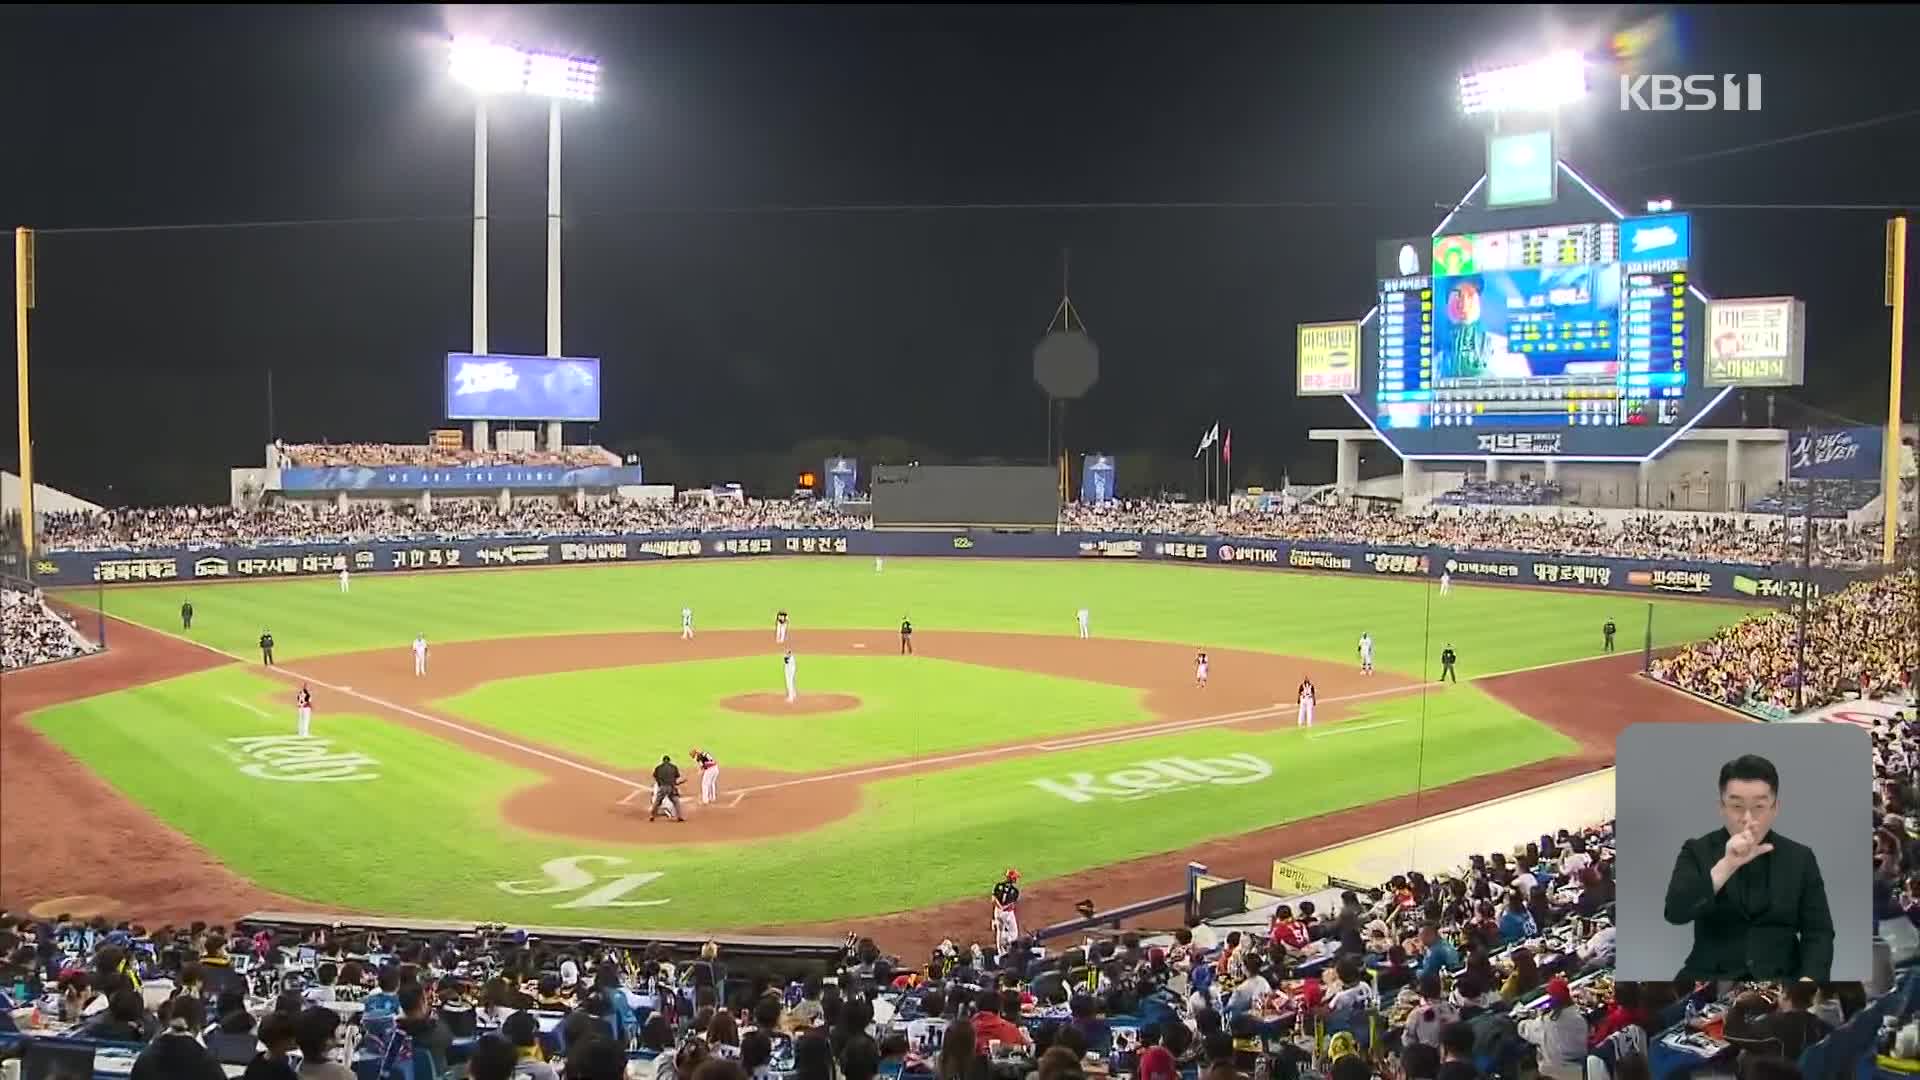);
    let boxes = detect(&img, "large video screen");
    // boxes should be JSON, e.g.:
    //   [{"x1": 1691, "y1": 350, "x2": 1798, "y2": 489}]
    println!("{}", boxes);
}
[
  {"x1": 445, "y1": 353, "x2": 603, "y2": 422},
  {"x1": 1365, "y1": 211, "x2": 1702, "y2": 458}
]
